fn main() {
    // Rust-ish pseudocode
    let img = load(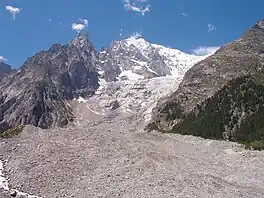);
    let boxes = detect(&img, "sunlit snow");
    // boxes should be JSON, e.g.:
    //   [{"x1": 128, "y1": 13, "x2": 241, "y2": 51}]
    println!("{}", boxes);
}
[{"x1": 118, "y1": 70, "x2": 144, "y2": 81}]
